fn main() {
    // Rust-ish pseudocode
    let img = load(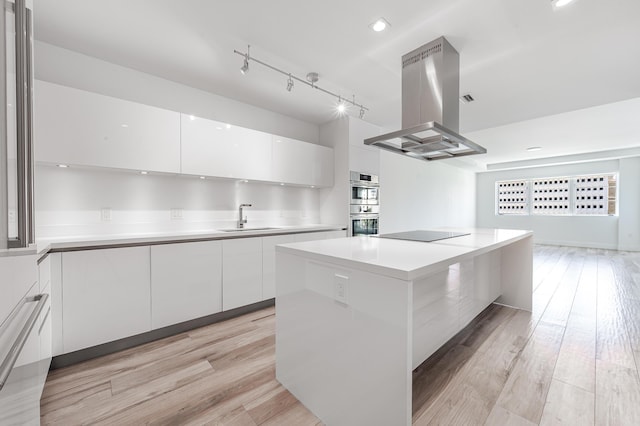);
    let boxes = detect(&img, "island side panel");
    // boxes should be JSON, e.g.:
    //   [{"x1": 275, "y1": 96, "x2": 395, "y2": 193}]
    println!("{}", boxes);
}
[
  {"x1": 275, "y1": 251, "x2": 413, "y2": 426},
  {"x1": 496, "y1": 234, "x2": 533, "y2": 311},
  {"x1": 412, "y1": 252, "x2": 501, "y2": 370}
]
